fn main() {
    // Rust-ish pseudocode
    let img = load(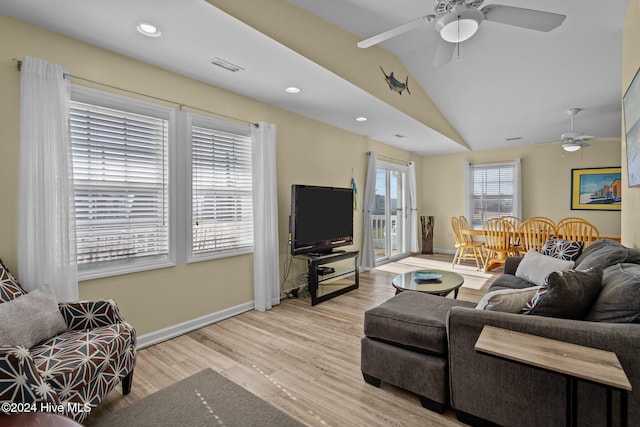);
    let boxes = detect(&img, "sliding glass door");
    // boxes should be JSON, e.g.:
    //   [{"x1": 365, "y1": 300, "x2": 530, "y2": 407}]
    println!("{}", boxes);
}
[{"x1": 372, "y1": 162, "x2": 408, "y2": 263}]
